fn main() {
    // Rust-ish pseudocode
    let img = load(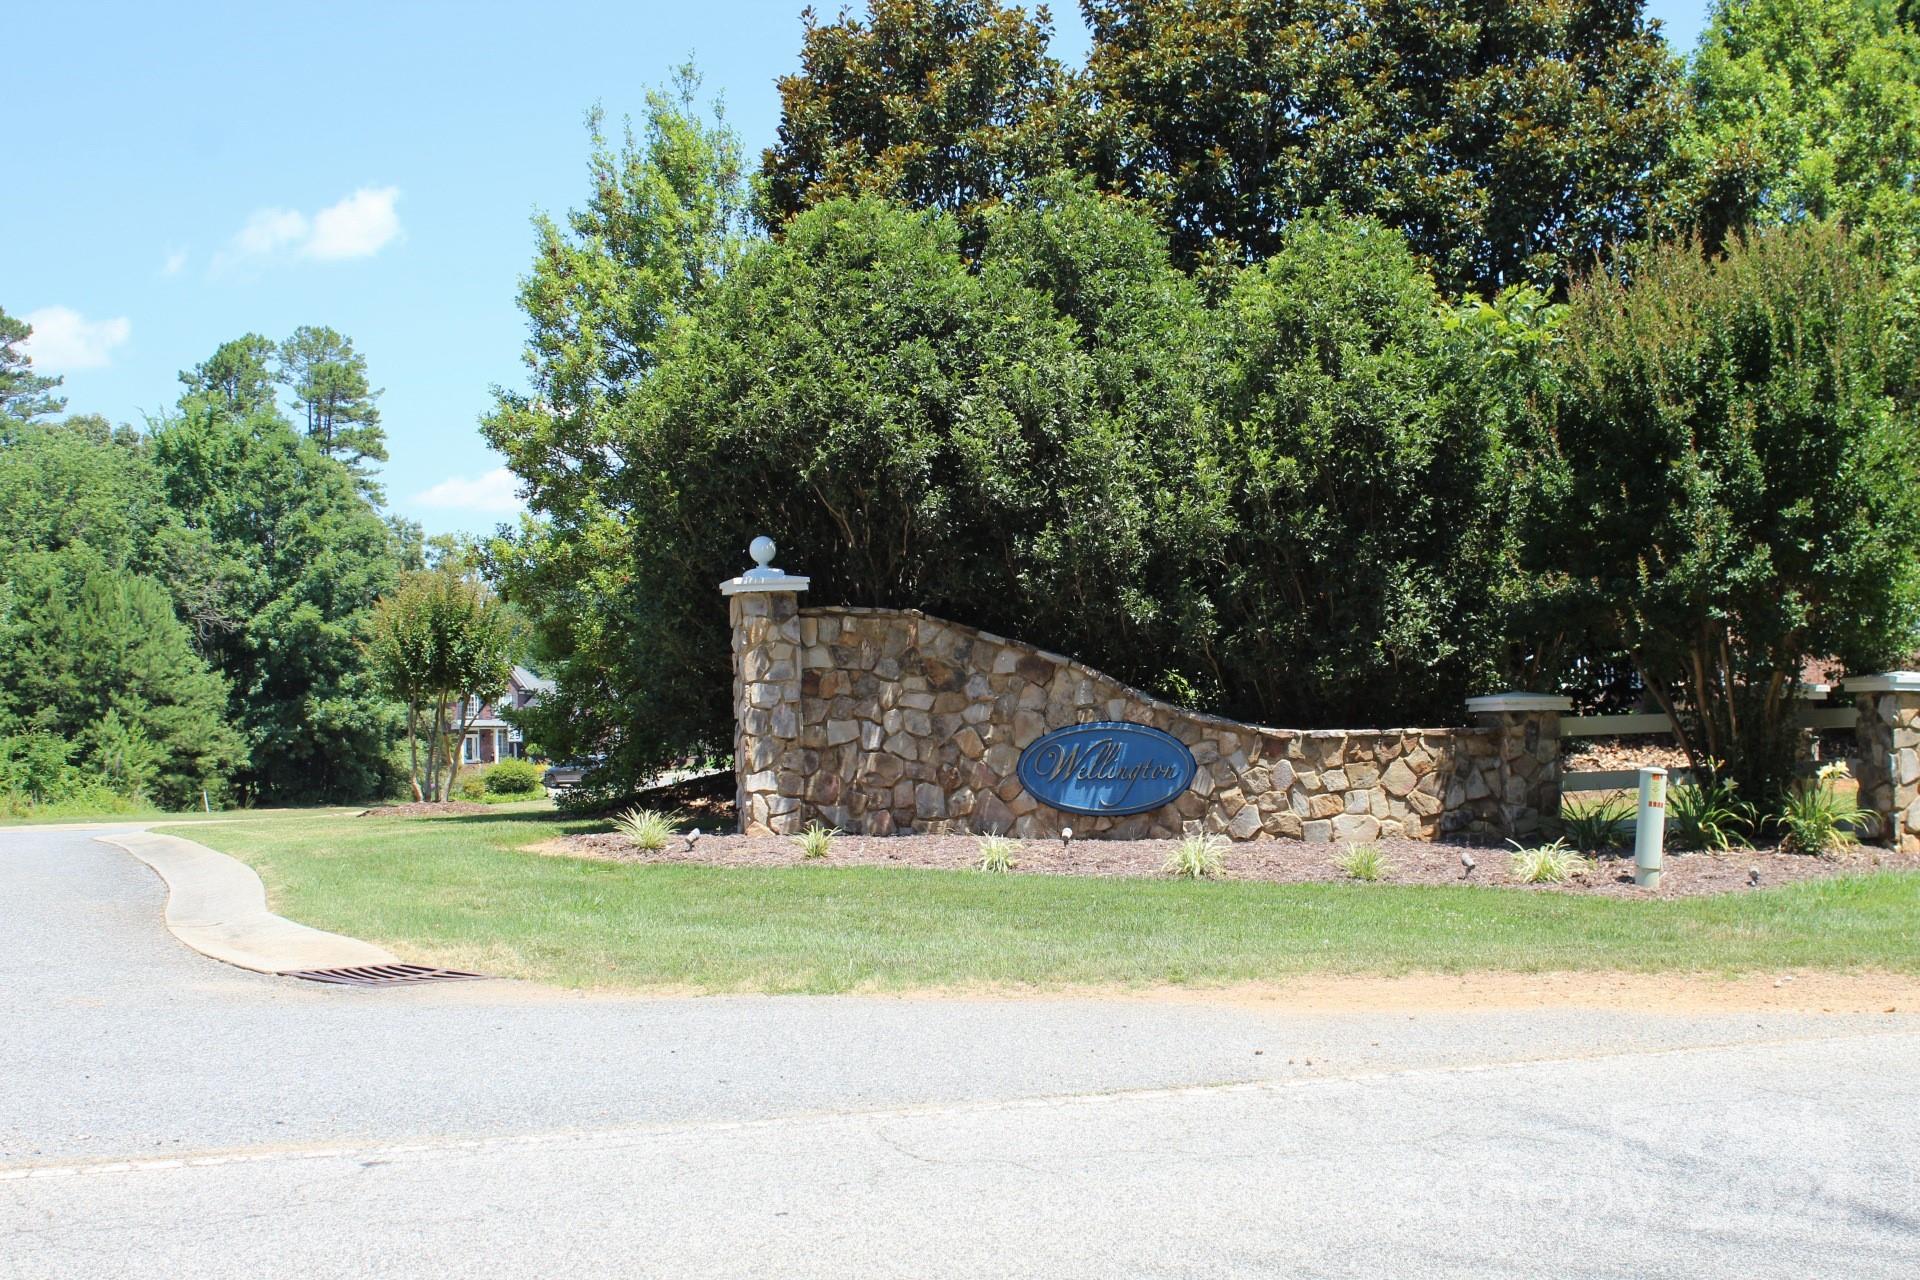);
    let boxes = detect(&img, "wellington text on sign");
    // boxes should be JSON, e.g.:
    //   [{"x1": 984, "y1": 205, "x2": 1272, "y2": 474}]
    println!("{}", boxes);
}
[{"x1": 1015, "y1": 722, "x2": 1197, "y2": 816}]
